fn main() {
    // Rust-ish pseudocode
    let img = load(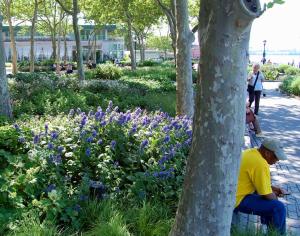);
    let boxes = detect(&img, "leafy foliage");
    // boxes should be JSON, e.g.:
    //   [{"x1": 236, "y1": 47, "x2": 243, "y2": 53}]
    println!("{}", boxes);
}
[
  {"x1": 1, "y1": 104, "x2": 191, "y2": 232},
  {"x1": 279, "y1": 76, "x2": 300, "y2": 96}
]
